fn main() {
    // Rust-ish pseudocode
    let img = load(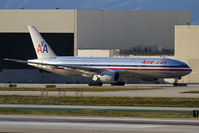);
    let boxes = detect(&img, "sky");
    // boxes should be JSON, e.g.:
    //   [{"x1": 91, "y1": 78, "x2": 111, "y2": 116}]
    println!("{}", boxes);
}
[{"x1": 0, "y1": 0, "x2": 198, "y2": 24}]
